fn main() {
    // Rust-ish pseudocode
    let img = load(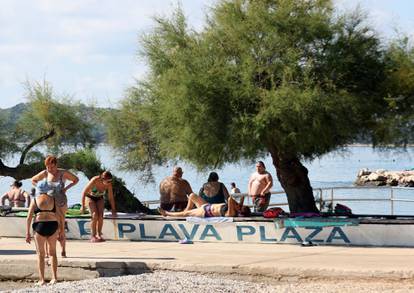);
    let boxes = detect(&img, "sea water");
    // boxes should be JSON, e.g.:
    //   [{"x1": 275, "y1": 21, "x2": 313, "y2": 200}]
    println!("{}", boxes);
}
[{"x1": 1, "y1": 145, "x2": 413, "y2": 215}]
